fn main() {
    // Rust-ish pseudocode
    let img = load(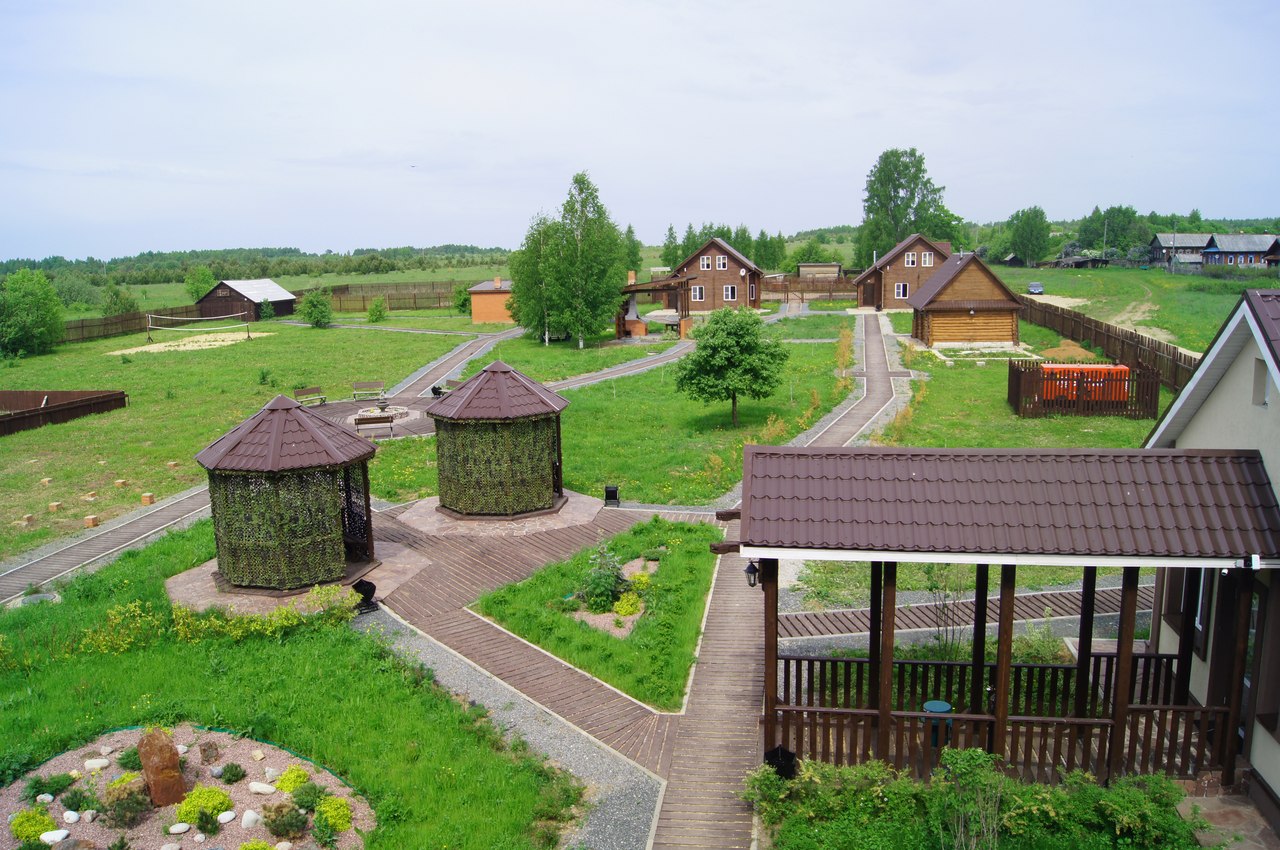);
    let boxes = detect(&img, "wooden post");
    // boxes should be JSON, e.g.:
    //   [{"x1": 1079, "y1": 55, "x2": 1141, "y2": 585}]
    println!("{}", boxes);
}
[
  {"x1": 993, "y1": 565, "x2": 1017, "y2": 757},
  {"x1": 869, "y1": 561, "x2": 882, "y2": 709},
  {"x1": 1174, "y1": 570, "x2": 1197, "y2": 706},
  {"x1": 1222, "y1": 571, "x2": 1254, "y2": 787},
  {"x1": 877, "y1": 562, "x2": 897, "y2": 760},
  {"x1": 1073, "y1": 567, "x2": 1097, "y2": 718},
  {"x1": 762, "y1": 558, "x2": 779, "y2": 755},
  {"x1": 1107, "y1": 566, "x2": 1140, "y2": 781},
  {"x1": 970, "y1": 564, "x2": 989, "y2": 714}
]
